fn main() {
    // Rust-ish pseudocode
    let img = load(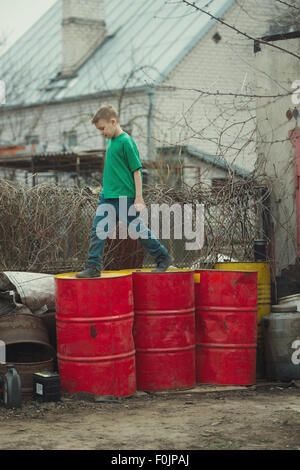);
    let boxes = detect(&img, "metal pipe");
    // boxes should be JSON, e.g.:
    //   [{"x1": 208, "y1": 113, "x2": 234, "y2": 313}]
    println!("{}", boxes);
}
[
  {"x1": 146, "y1": 88, "x2": 154, "y2": 160},
  {"x1": 289, "y1": 129, "x2": 300, "y2": 258}
]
